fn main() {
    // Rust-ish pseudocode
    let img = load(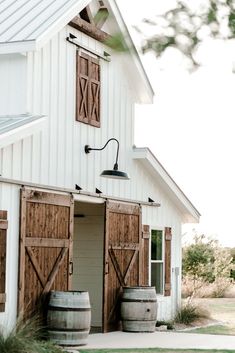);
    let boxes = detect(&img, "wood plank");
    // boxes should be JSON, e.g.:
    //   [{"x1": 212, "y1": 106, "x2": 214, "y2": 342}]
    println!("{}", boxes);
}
[
  {"x1": 0, "y1": 219, "x2": 8, "y2": 229},
  {"x1": 18, "y1": 189, "x2": 27, "y2": 313},
  {"x1": 109, "y1": 243, "x2": 139, "y2": 250},
  {"x1": 109, "y1": 248, "x2": 125, "y2": 286},
  {"x1": 25, "y1": 238, "x2": 69, "y2": 248},
  {"x1": 106, "y1": 200, "x2": 140, "y2": 215},
  {"x1": 0, "y1": 210, "x2": 7, "y2": 312},
  {"x1": 0, "y1": 293, "x2": 6, "y2": 303},
  {"x1": 80, "y1": 6, "x2": 95, "y2": 25},
  {"x1": 25, "y1": 247, "x2": 46, "y2": 288},
  {"x1": 138, "y1": 206, "x2": 142, "y2": 285},
  {"x1": 42, "y1": 247, "x2": 68, "y2": 294},
  {"x1": 123, "y1": 250, "x2": 138, "y2": 283},
  {"x1": 24, "y1": 188, "x2": 71, "y2": 207},
  {"x1": 68, "y1": 196, "x2": 74, "y2": 289},
  {"x1": 94, "y1": 6, "x2": 109, "y2": 29},
  {"x1": 164, "y1": 227, "x2": 172, "y2": 296},
  {"x1": 69, "y1": 16, "x2": 110, "y2": 43}
]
